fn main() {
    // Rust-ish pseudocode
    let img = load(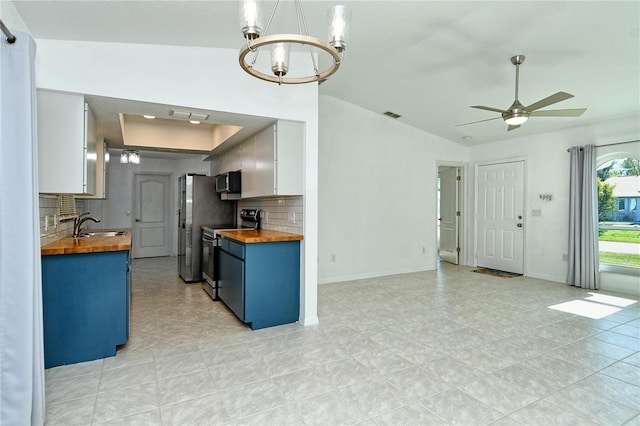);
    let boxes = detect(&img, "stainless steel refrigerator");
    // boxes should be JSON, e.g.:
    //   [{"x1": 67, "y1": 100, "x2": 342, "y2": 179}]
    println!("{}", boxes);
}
[{"x1": 178, "y1": 174, "x2": 235, "y2": 282}]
